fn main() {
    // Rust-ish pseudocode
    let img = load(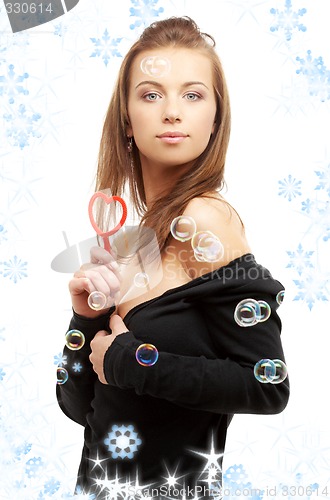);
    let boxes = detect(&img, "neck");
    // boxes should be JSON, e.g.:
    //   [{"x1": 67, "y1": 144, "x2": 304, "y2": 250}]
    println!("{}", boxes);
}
[{"x1": 139, "y1": 155, "x2": 193, "y2": 208}]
